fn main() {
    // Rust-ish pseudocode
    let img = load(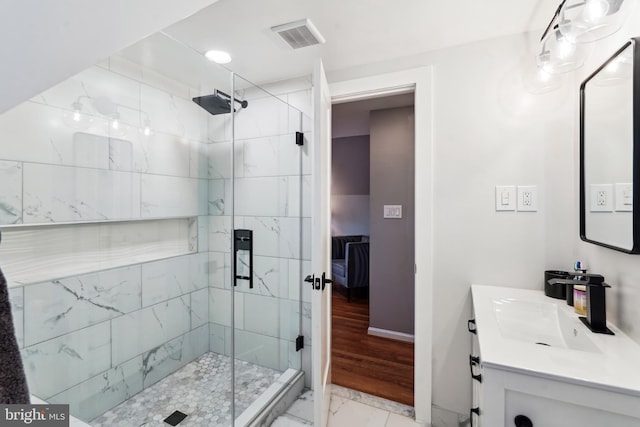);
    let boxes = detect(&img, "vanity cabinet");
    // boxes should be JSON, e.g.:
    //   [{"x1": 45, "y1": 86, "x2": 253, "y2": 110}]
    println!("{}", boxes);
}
[
  {"x1": 475, "y1": 364, "x2": 640, "y2": 427},
  {"x1": 471, "y1": 284, "x2": 640, "y2": 427}
]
